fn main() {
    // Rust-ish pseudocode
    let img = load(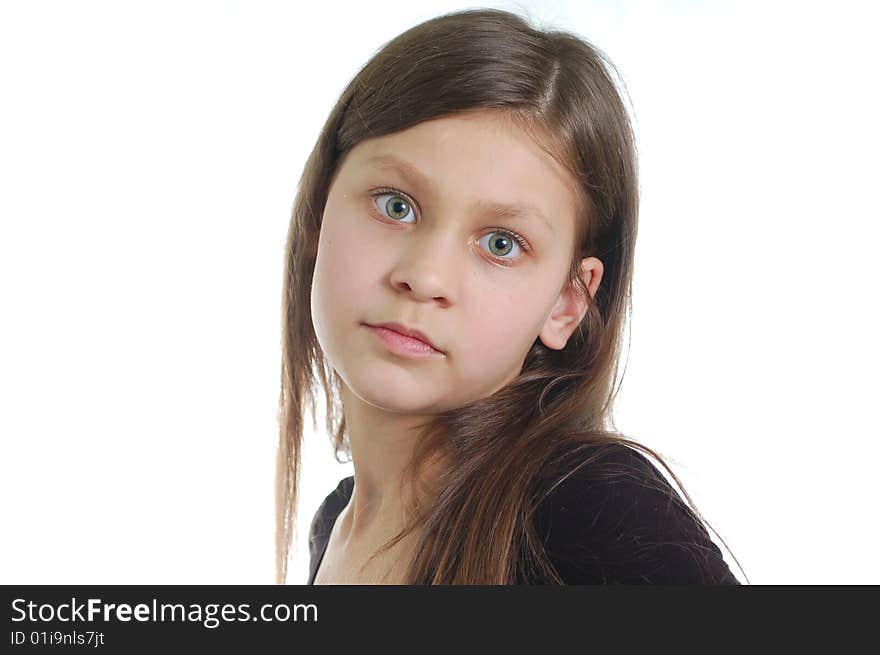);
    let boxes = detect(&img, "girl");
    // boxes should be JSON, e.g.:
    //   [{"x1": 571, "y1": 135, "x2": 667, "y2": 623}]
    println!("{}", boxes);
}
[{"x1": 276, "y1": 8, "x2": 746, "y2": 585}]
